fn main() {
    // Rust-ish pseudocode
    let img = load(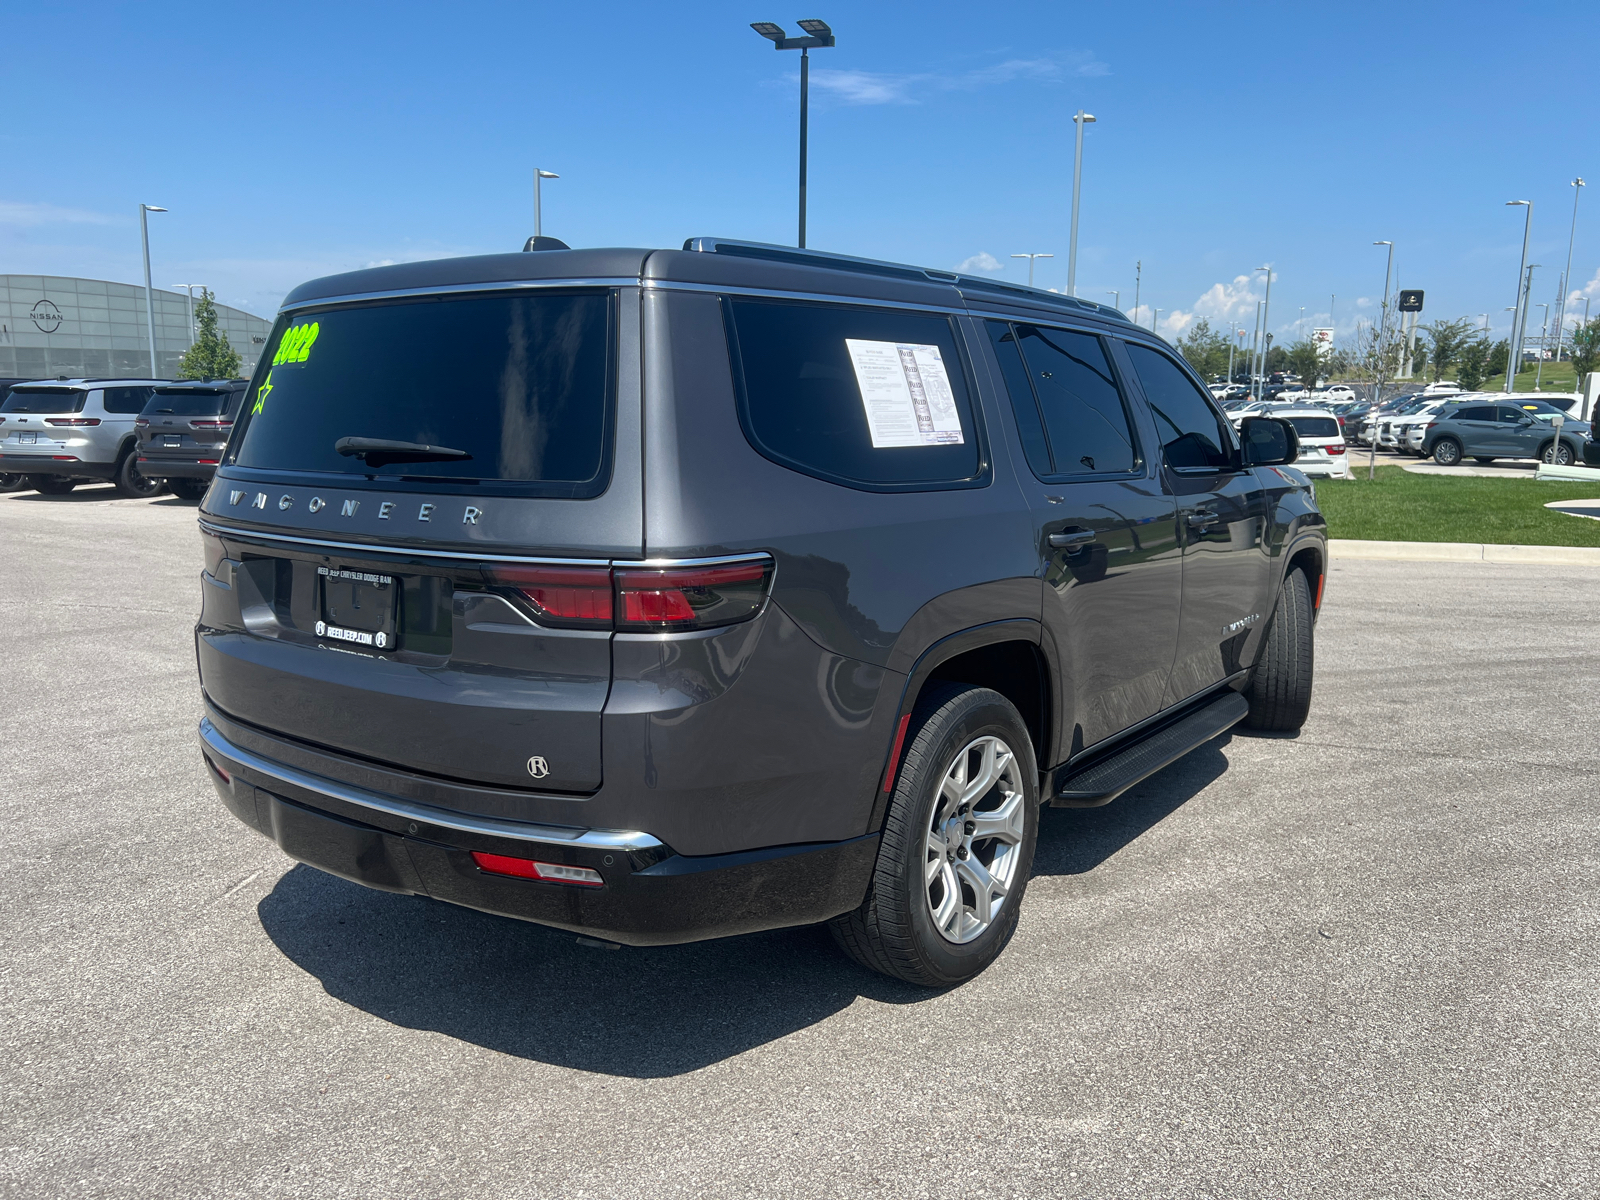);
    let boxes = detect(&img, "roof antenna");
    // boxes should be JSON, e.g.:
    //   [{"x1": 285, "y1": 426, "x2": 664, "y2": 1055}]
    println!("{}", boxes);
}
[{"x1": 523, "y1": 236, "x2": 571, "y2": 252}]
